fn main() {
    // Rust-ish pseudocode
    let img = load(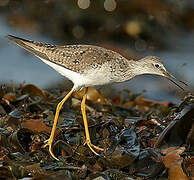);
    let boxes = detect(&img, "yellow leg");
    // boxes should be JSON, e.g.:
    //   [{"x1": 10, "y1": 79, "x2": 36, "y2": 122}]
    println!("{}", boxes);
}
[
  {"x1": 43, "y1": 89, "x2": 74, "y2": 160},
  {"x1": 81, "y1": 91, "x2": 104, "y2": 155}
]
